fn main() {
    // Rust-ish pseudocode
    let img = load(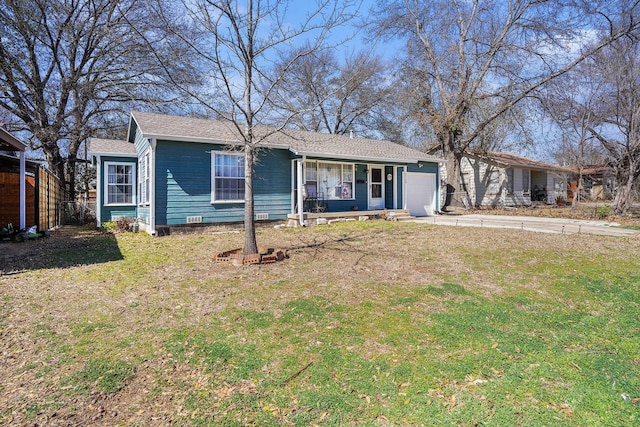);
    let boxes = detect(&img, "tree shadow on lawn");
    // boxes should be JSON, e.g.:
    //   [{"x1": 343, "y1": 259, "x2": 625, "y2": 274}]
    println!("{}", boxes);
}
[
  {"x1": 0, "y1": 226, "x2": 123, "y2": 275},
  {"x1": 285, "y1": 231, "x2": 375, "y2": 265}
]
